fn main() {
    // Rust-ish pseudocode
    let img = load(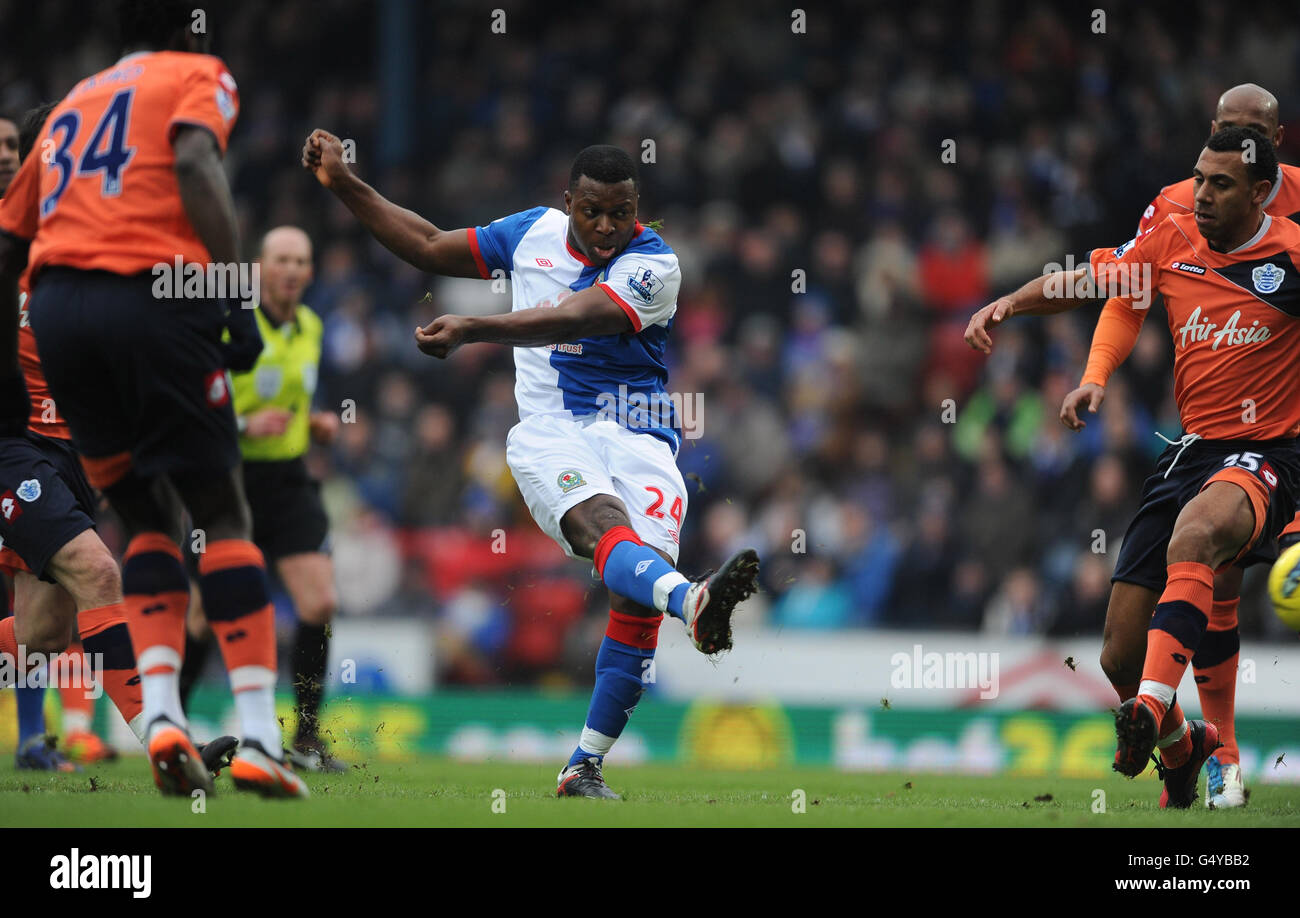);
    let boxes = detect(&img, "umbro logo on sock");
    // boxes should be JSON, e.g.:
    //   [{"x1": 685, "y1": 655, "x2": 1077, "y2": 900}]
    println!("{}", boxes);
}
[{"x1": 635, "y1": 560, "x2": 653, "y2": 576}]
